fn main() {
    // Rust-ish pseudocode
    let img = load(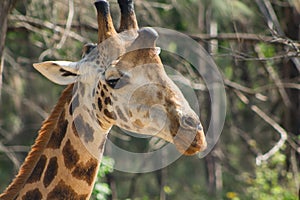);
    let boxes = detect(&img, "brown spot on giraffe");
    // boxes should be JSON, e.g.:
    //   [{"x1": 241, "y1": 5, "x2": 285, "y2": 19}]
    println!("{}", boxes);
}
[
  {"x1": 71, "y1": 158, "x2": 98, "y2": 186},
  {"x1": 122, "y1": 123, "x2": 130, "y2": 130},
  {"x1": 103, "y1": 84, "x2": 108, "y2": 91},
  {"x1": 43, "y1": 157, "x2": 58, "y2": 188},
  {"x1": 22, "y1": 188, "x2": 42, "y2": 200},
  {"x1": 104, "y1": 109, "x2": 117, "y2": 120},
  {"x1": 128, "y1": 110, "x2": 133, "y2": 118},
  {"x1": 47, "y1": 180, "x2": 88, "y2": 200},
  {"x1": 133, "y1": 119, "x2": 145, "y2": 128},
  {"x1": 69, "y1": 94, "x2": 79, "y2": 115},
  {"x1": 62, "y1": 139, "x2": 80, "y2": 169},
  {"x1": 26, "y1": 155, "x2": 47, "y2": 184},
  {"x1": 72, "y1": 121, "x2": 80, "y2": 138},
  {"x1": 47, "y1": 110, "x2": 68, "y2": 149},
  {"x1": 103, "y1": 116, "x2": 111, "y2": 124},
  {"x1": 98, "y1": 139, "x2": 106, "y2": 151},
  {"x1": 116, "y1": 106, "x2": 128, "y2": 122},
  {"x1": 97, "y1": 97, "x2": 103, "y2": 111},
  {"x1": 157, "y1": 91, "x2": 163, "y2": 99},
  {"x1": 104, "y1": 97, "x2": 112, "y2": 105},
  {"x1": 100, "y1": 90, "x2": 105, "y2": 97},
  {"x1": 73, "y1": 115, "x2": 95, "y2": 143},
  {"x1": 97, "y1": 118, "x2": 105, "y2": 130},
  {"x1": 165, "y1": 98, "x2": 180, "y2": 137},
  {"x1": 80, "y1": 85, "x2": 86, "y2": 96},
  {"x1": 144, "y1": 111, "x2": 150, "y2": 118}
]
